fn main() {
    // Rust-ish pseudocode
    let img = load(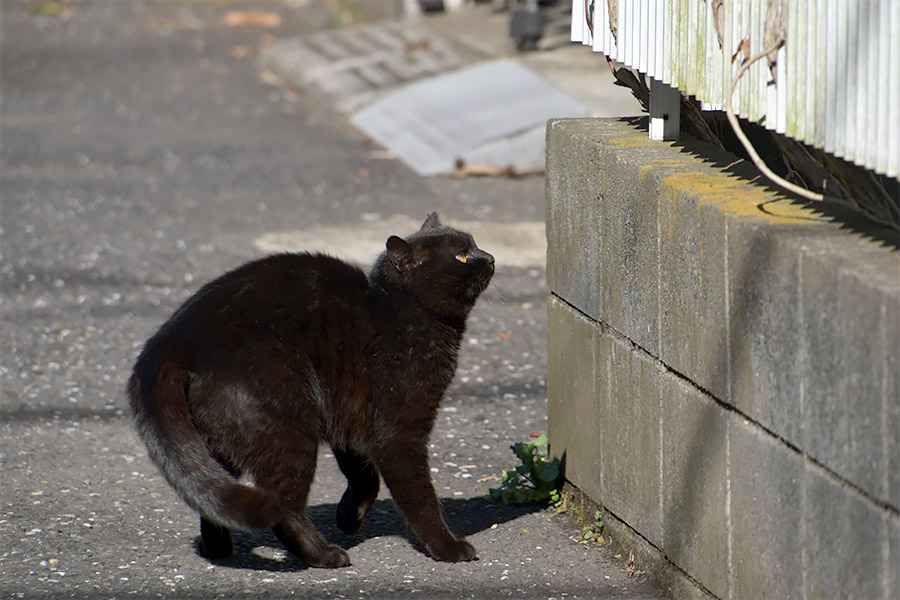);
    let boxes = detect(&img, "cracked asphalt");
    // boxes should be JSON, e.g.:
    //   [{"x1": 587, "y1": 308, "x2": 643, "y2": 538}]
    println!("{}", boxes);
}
[{"x1": 0, "y1": 2, "x2": 666, "y2": 598}]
